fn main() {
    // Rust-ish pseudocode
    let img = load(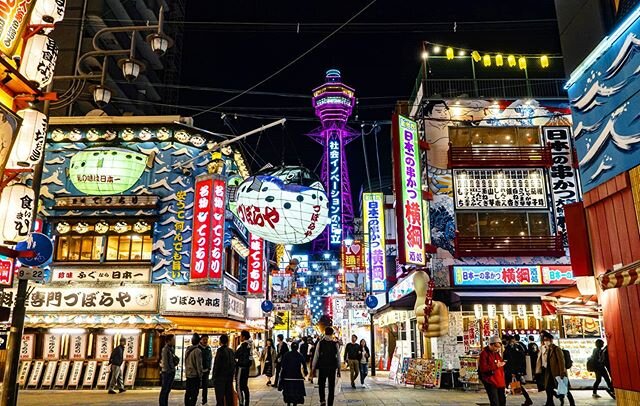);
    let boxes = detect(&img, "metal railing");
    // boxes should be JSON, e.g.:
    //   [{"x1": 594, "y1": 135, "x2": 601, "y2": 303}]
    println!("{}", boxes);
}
[
  {"x1": 454, "y1": 233, "x2": 565, "y2": 258},
  {"x1": 423, "y1": 78, "x2": 567, "y2": 99},
  {"x1": 448, "y1": 145, "x2": 552, "y2": 168}
]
